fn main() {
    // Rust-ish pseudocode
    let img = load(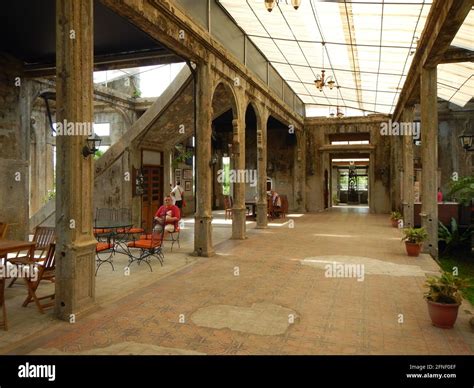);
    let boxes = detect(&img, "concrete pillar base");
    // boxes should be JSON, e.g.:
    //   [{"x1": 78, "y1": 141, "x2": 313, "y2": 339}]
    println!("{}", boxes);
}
[
  {"x1": 55, "y1": 240, "x2": 97, "y2": 321},
  {"x1": 232, "y1": 208, "x2": 247, "y2": 239},
  {"x1": 256, "y1": 203, "x2": 268, "y2": 229},
  {"x1": 194, "y1": 215, "x2": 215, "y2": 257}
]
